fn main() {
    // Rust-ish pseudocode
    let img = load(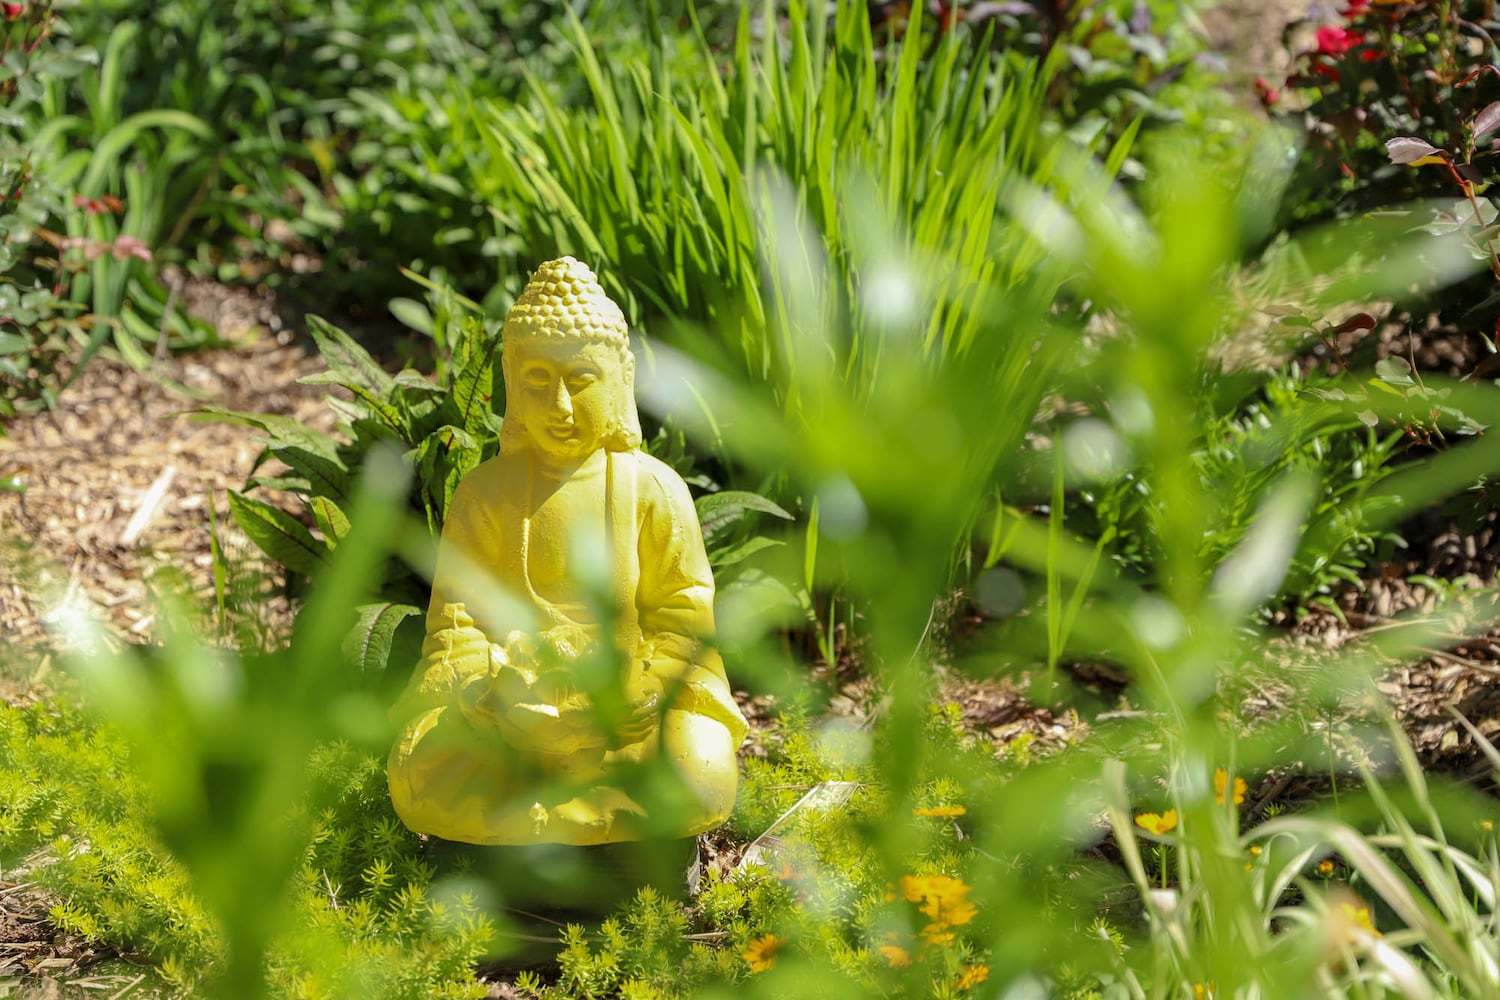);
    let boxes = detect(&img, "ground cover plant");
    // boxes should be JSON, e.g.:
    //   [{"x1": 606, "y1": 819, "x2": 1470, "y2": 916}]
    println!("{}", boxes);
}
[{"x1": 5, "y1": 1, "x2": 1500, "y2": 999}]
